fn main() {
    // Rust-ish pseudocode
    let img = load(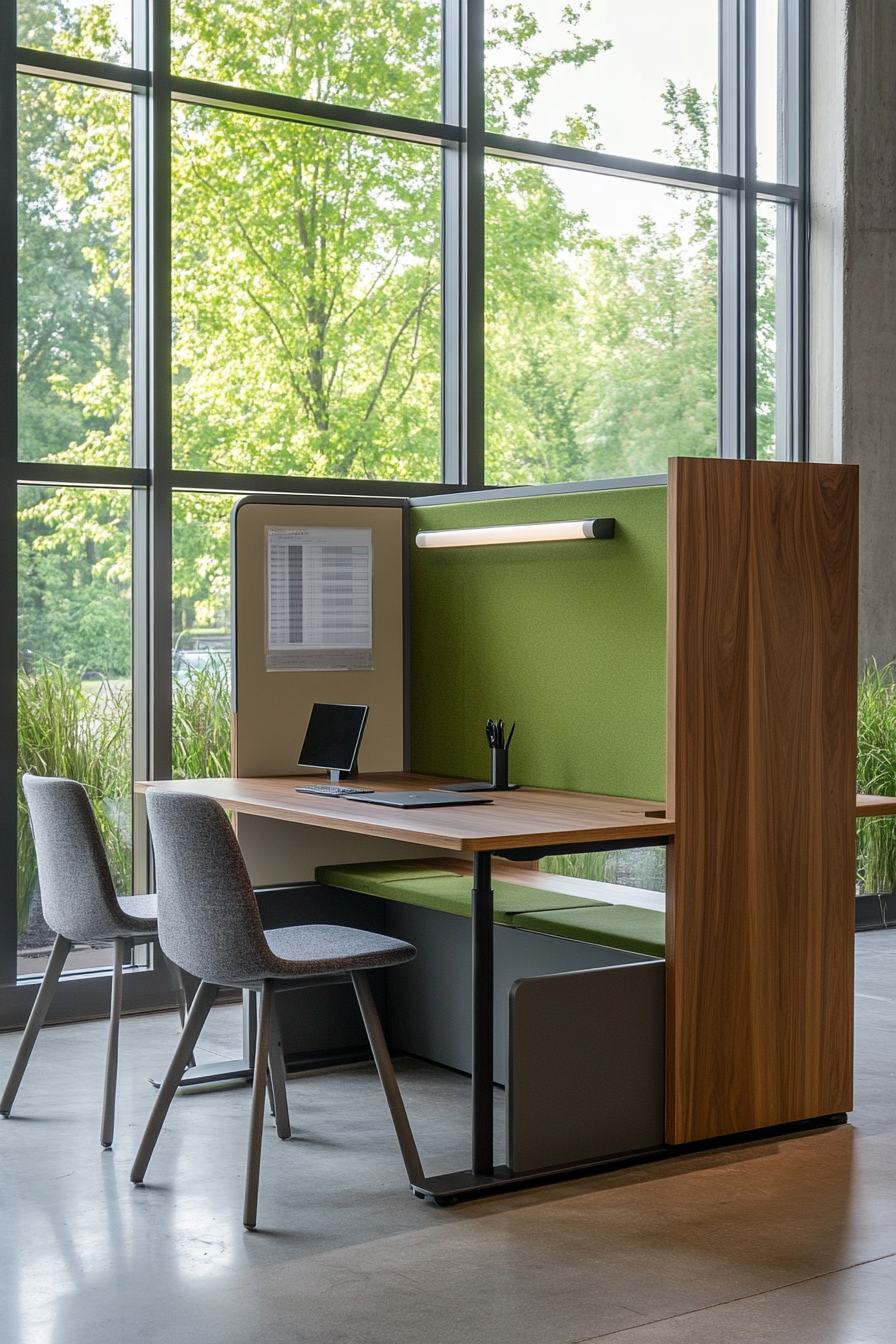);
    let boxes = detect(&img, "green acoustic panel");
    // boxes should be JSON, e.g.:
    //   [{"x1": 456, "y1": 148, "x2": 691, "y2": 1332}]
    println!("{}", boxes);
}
[
  {"x1": 410, "y1": 487, "x2": 667, "y2": 799},
  {"x1": 315, "y1": 862, "x2": 608, "y2": 923},
  {"x1": 513, "y1": 905, "x2": 666, "y2": 959}
]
